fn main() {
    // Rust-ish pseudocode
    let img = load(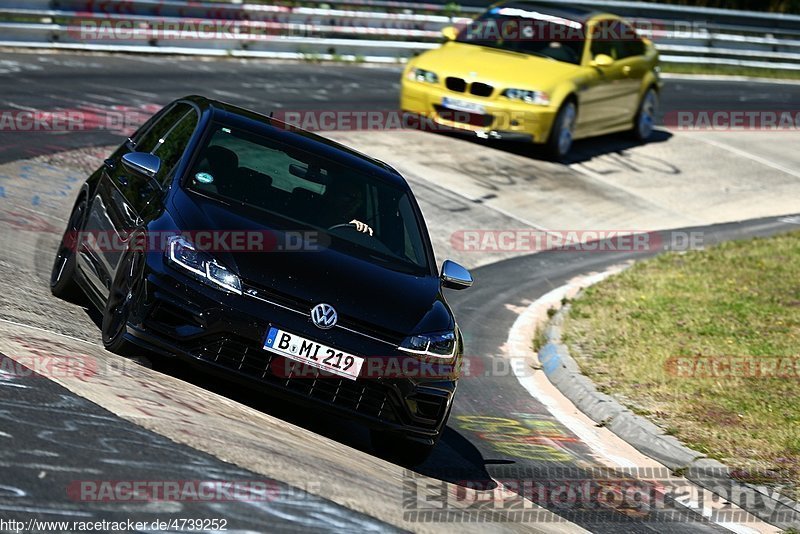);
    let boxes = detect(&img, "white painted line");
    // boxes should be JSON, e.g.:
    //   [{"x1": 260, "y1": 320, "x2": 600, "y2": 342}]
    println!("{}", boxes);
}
[
  {"x1": 661, "y1": 73, "x2": 800, "y2": 86},
  {"x1": 505, "y1": 270, "x2": 778, "y2": 533},
  {"x1": 506, "y1": 269, "x2": 633, "y2": 467},
  {"x1": 6, "y1": 102, "x2": 40, "y2": 112},
  {"x1": 691, "y1": 136, "x2": 800, "y2": 180},
  {"x1": 83, "y1": 92, "x2": 123, "y2": 104}
]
